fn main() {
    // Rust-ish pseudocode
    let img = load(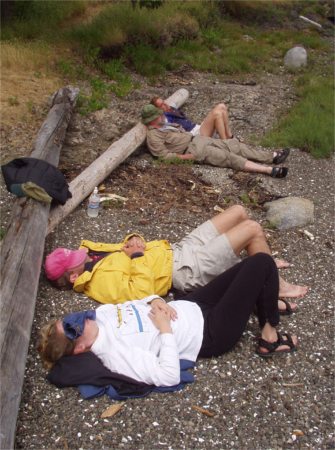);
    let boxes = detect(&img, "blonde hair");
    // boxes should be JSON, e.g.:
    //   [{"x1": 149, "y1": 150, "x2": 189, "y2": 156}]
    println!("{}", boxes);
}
[{"x1": 37, "y1": 320, "x2": 75, "y2": 369}]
